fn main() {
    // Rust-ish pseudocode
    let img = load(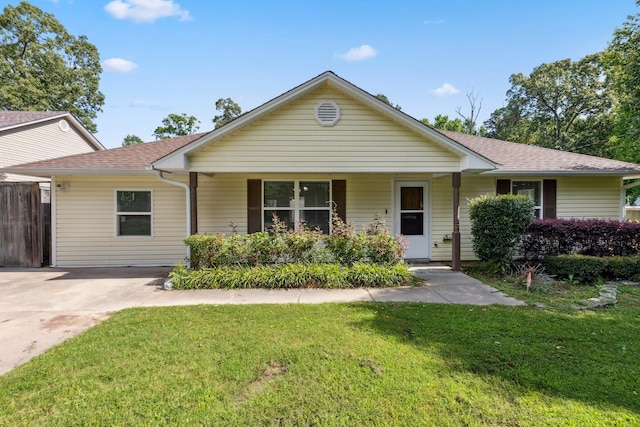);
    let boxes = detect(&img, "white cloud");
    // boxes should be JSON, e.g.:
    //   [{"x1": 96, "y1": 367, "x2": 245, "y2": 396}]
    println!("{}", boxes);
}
[
  {"x1": 129, "y1": 100, "x2": 165, "y2": 110},
  {"x1": 430, "y1": 83, "x2": 460, "y2": 97},
  {"x1": 102, "y1": 58, "x2": 138, "y2": 72},
  {"x1": 337, "y1": 45, "x2": 377, "y2": 62},
  {"x1": 105, "y1": 0, "x2": 192, "y2": 23}
]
